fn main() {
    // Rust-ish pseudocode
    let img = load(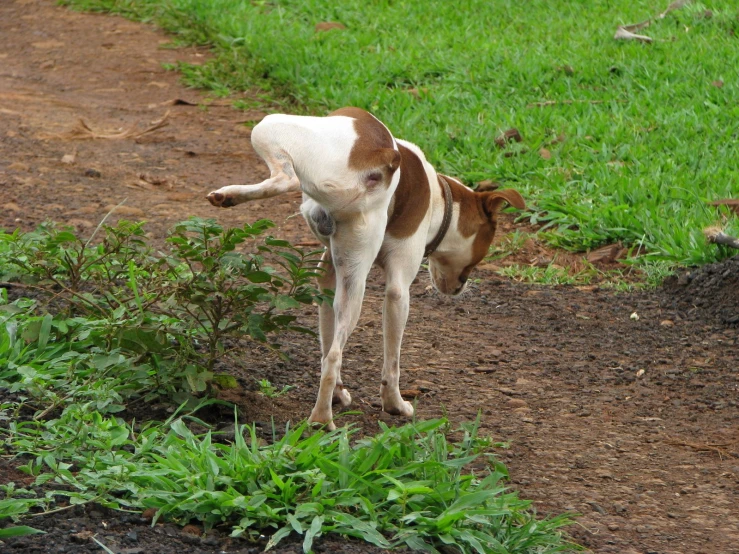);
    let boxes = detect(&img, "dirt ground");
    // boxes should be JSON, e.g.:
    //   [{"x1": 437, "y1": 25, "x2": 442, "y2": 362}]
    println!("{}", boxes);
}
[{"x1": 1, "y1": 1, "x2": 738, "y2": 553}]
